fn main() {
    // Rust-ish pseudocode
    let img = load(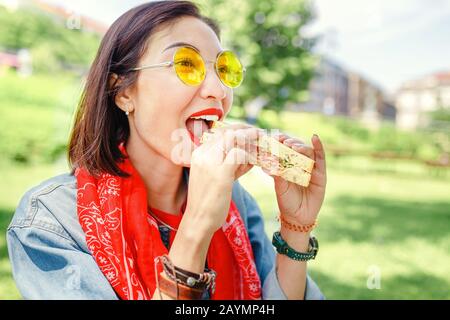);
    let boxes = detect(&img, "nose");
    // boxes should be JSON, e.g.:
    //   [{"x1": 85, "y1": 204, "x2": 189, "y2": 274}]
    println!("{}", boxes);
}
[{"x1": 198, "y1": 61, "x2": 227, "y2": 100}]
